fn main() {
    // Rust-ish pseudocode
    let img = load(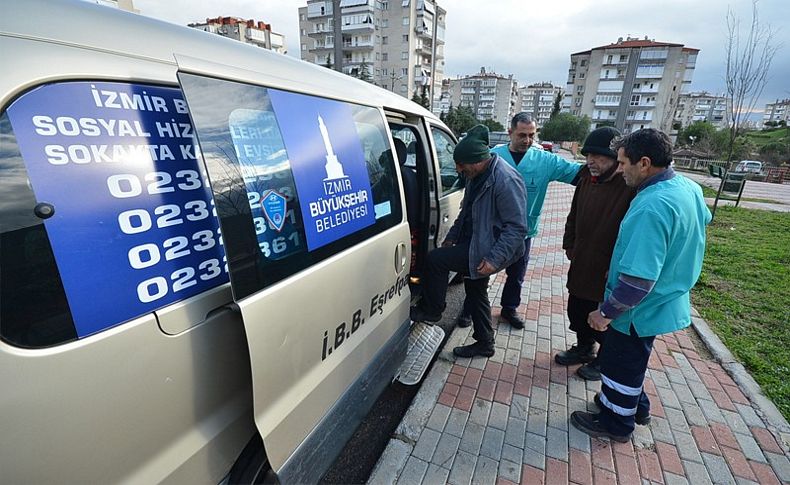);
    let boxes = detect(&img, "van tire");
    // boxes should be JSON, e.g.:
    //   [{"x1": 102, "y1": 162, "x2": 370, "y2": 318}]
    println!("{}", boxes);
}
[{"x1": 228, "y1": 434, "x2": 277, "y2": 484}]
